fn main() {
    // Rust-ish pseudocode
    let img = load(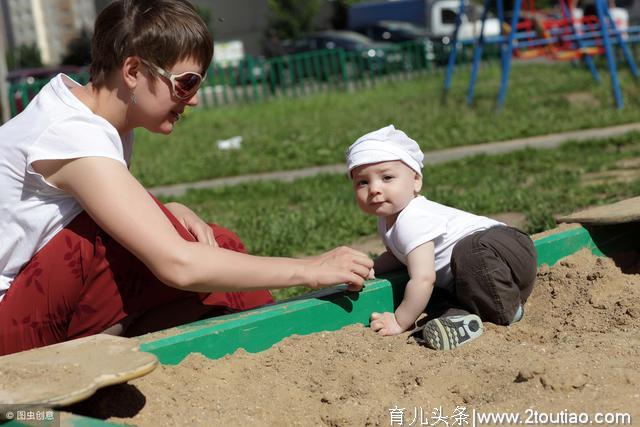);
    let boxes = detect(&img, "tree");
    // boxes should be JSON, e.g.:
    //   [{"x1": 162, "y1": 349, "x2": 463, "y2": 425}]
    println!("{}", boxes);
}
[
  {"x1": 61, "y1": 28, "x2": 92, "y2": 66},
  {"x1": 267, "y1": 0, "x2": 322, "y2": 39},
  {"x1": 6, "y1": 43, "x2": 42, "y2": 71}
]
